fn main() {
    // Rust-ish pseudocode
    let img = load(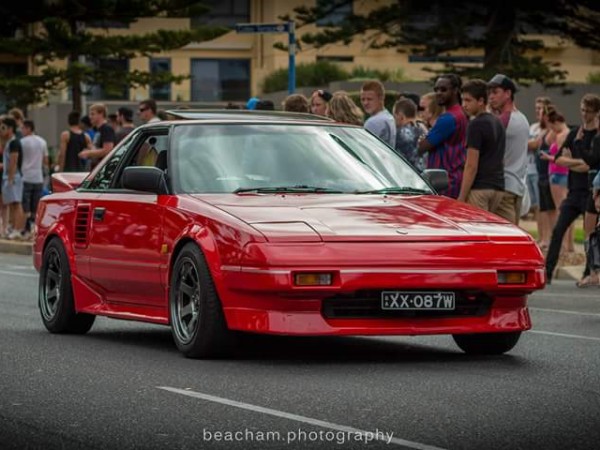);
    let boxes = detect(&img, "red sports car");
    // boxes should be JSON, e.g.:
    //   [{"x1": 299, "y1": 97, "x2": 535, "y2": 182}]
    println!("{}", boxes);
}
[{"x1": 34, "y1": 111, "x2": 545, "y2": 358}]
